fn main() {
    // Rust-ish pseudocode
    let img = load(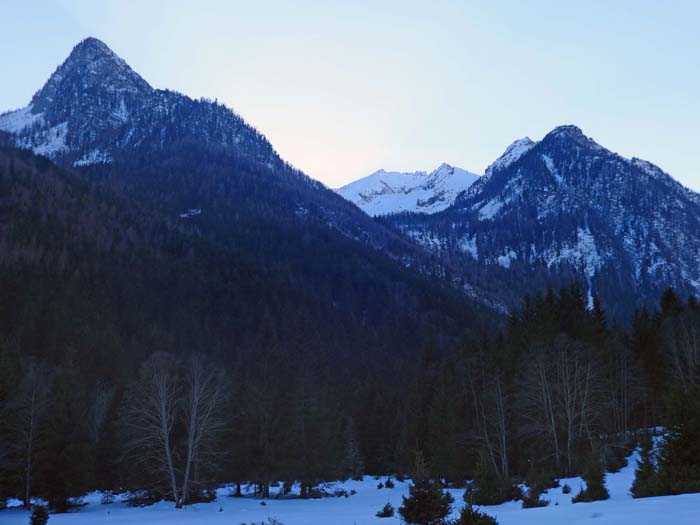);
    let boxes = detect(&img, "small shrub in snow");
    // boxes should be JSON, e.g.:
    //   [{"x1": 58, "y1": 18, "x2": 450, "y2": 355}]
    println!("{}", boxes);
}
[
  {"x1": 30, "y1": 505, "x2": 49, "y2": 525},
  {"x1": 521, "y1": 489, "x2": 549, "y2": 509},
  {"x1": 249, "y1": 519, "x2": 285, "y2": 525},
  {"x1": 524, "y1": 466, "x2": 559, "y2": 495},
  {"x1": 188, "y1": 488, "x2": 217, "y2": 503},
  {"x1": 376, "y1": 501, "x2": 395, "y2": 518},
  {"x1": 385, "y1": 477, "x2": 395, "y2": 489},
  {"x1": 521, "y1": 476, "x2": 550, "y2": 508},
  {"x1": 453, "y1": 504, "x2": 498, "y2": 525},
  {"x1": 505, "y1": 484, "x2": 524, "y2": 502},
  {"x1": 332, "y1": 489, "x2": 350, "y2": 498},
  {"x1": 561, "y1": 483, "x2": 571, "y2": 494},
  {"x1": 377, "y1": 482, "x2": 384, "y2": 489}
]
